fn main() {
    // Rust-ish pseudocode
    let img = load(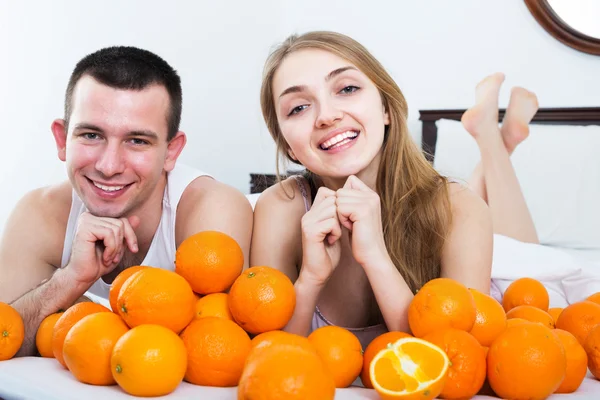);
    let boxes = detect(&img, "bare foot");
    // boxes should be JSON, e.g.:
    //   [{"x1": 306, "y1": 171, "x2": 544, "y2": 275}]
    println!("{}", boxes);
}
[
  {"x1": 461, "y1": 72, "x2": 505, "y2": 139},
  {"x1": 501, "y1": 87, "x2": 539, "y2": 153}
]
